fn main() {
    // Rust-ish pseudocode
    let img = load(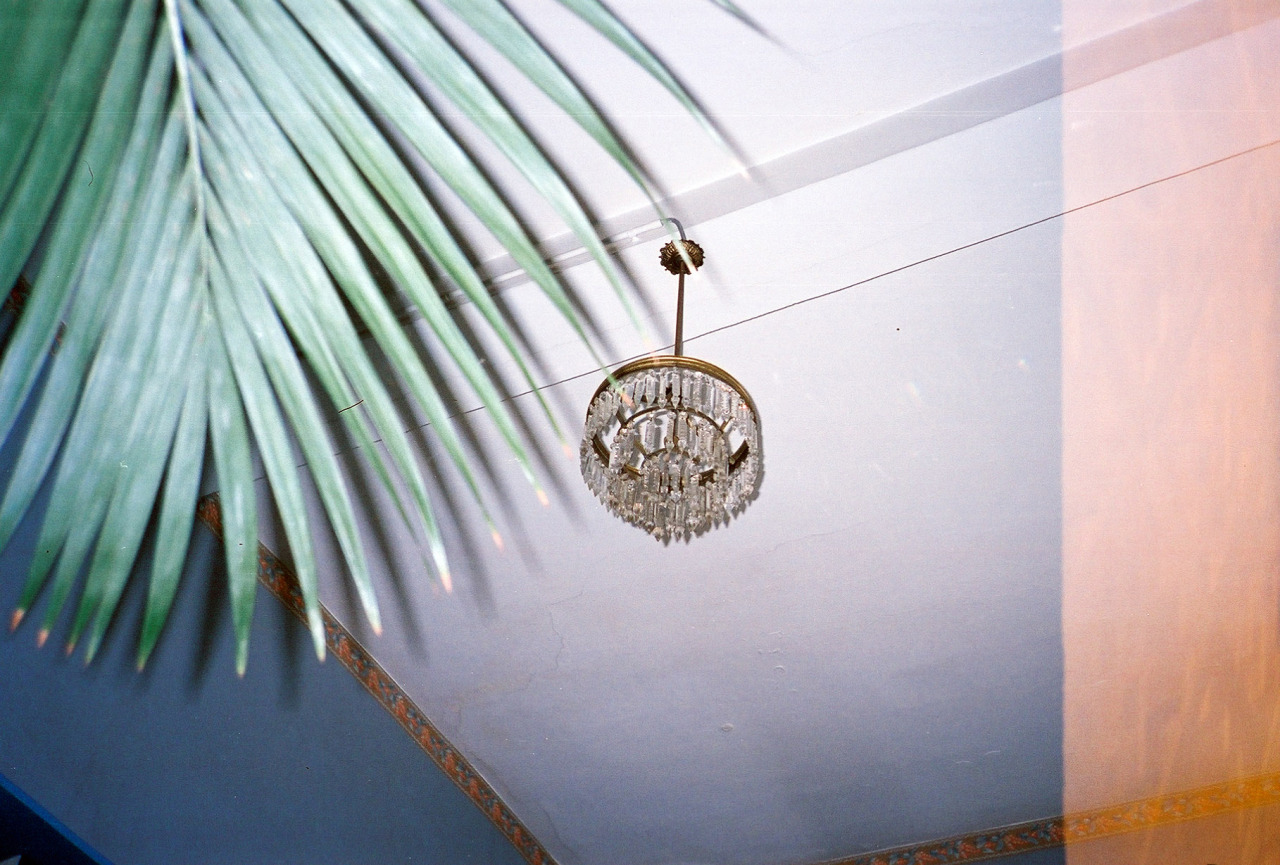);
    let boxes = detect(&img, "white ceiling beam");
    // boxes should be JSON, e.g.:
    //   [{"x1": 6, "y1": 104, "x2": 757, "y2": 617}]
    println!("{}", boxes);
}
[{"x1": 458, "y1": 0, "x2": 1280, "y2": 299}]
